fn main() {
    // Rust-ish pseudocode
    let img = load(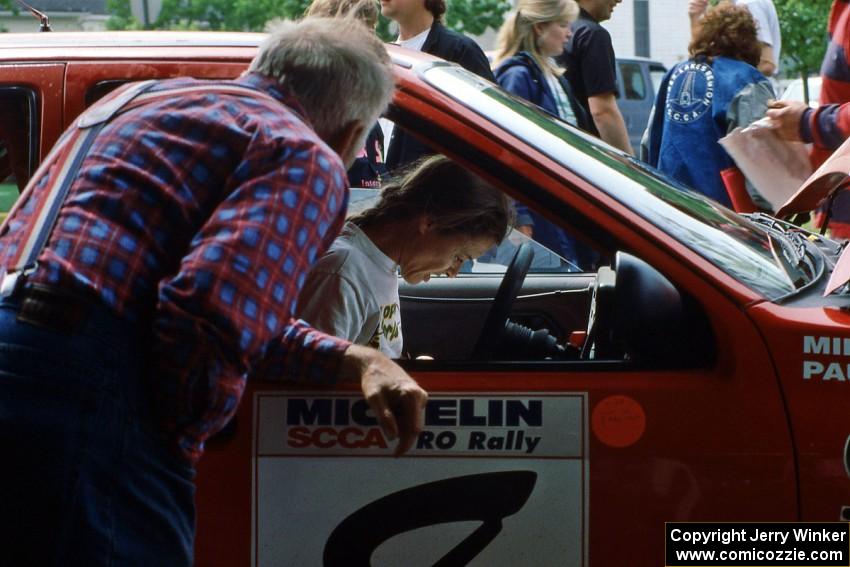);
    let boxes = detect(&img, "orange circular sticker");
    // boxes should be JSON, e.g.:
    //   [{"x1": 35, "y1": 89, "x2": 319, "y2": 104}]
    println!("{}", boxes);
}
[{"x1": 591, "y1": 395, "x2": 646, "y2": 448}]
